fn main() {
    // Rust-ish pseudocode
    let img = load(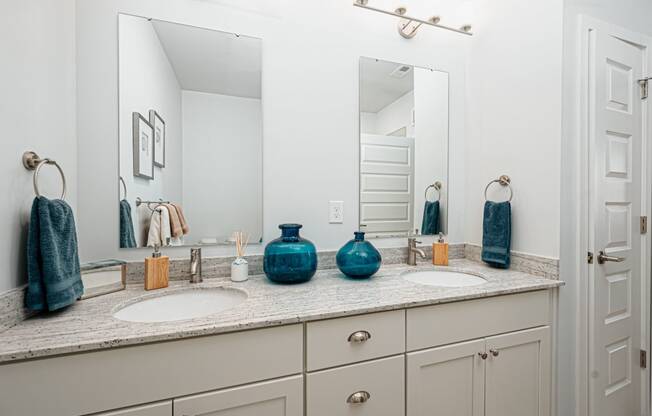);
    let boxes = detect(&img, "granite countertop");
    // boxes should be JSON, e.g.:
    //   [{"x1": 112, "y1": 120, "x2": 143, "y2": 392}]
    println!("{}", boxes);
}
[{"x1": 0, "y1": 259, "x2": 563, "y2": 364}]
